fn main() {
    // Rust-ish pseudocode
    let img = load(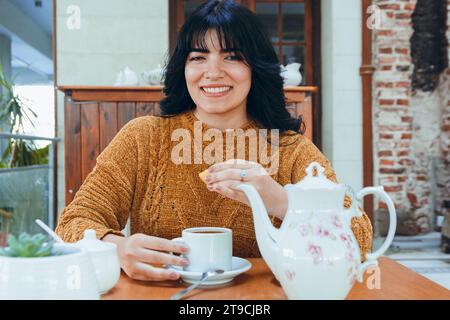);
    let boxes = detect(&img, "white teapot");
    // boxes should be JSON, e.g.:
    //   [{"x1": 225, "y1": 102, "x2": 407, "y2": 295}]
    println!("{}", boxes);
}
[
  {"x1": 114, "y1": 66, "x2": 139, "y2": 86},
  {"x1": 141, "y1": 64, "x2": 164, "y2": 85},
  {"x1": 237, "y1": 162, "x2": 397, "y2": 300},
  {"x1": 280, "y1": 62, "x2": 303, "y2": 86}
]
